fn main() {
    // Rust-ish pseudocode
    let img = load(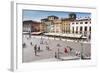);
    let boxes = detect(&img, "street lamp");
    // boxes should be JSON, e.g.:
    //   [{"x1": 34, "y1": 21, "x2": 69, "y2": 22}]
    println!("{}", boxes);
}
[
  {"x1": 80, "y1": 41, "x2": 84, "y2": 59},
  {"x1": 78, "y1": 35, "x2": 84, "y2": 60},
  {"x1": 57, "y1": 43, "x2": 61, "y2": 59}
]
